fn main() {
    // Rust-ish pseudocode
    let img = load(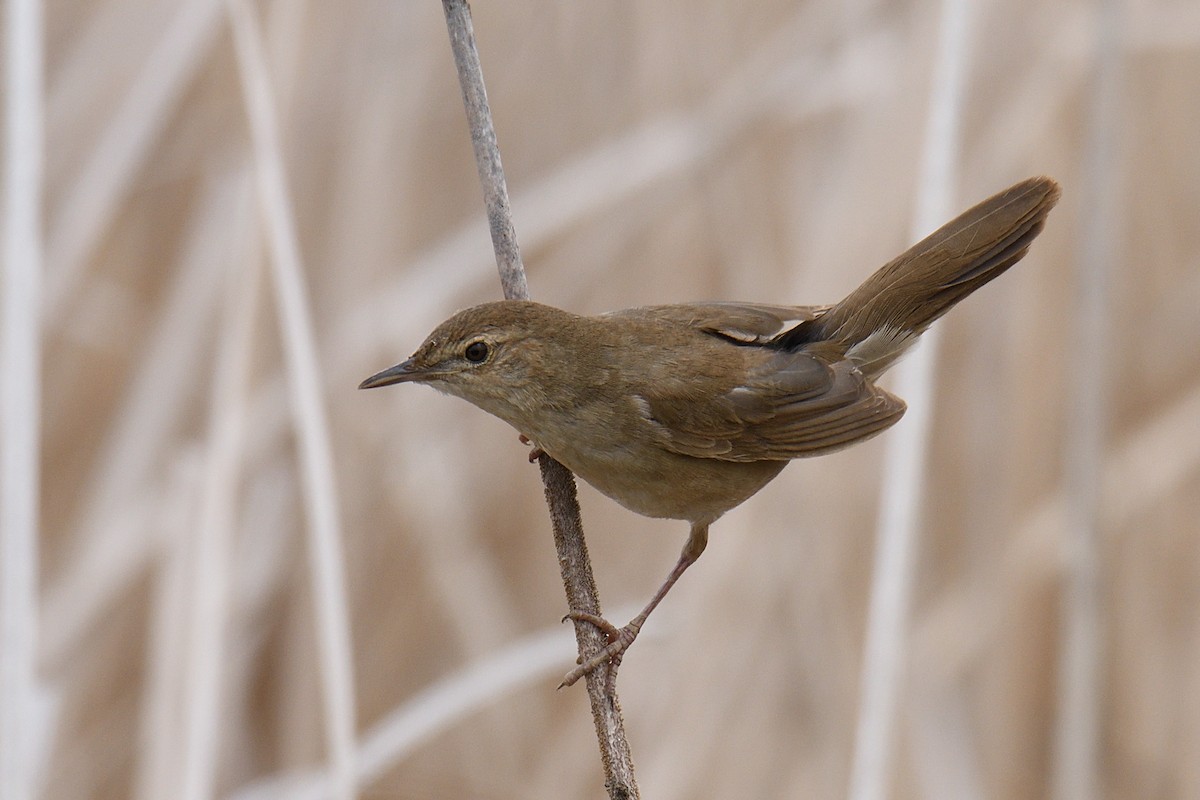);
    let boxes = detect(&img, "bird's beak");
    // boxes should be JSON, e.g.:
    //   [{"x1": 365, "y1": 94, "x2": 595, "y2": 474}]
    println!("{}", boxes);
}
[{"x1": 358, "y1": 358, "x2": 426, "y2": 389}]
